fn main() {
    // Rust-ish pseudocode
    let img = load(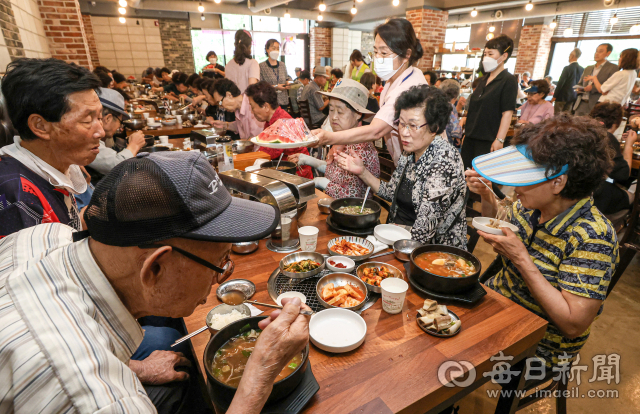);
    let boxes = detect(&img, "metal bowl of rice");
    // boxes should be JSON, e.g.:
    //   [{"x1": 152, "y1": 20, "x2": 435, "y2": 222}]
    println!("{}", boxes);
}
[{"x1": 206, "y1": 303, "x2": 251, "y2": 334}]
